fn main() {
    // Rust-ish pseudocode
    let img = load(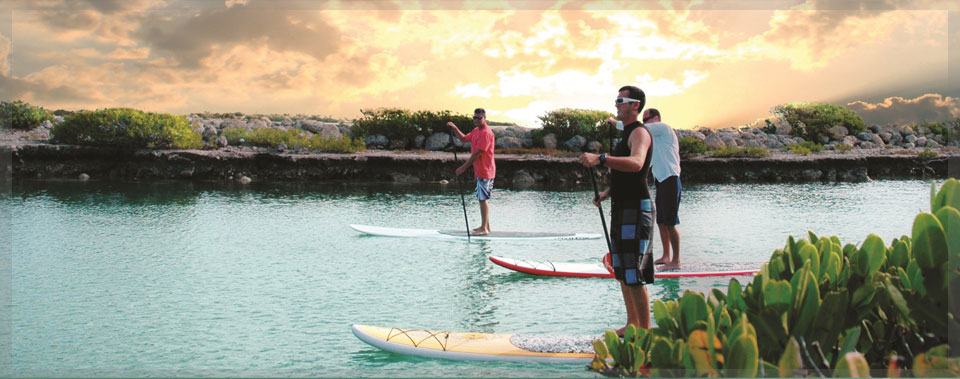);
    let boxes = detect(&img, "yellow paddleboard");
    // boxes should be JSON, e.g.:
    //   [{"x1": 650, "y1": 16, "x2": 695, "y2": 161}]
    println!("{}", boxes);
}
[{"x1": 351, "y1": 324, "x2": 596, "y2": 363}]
